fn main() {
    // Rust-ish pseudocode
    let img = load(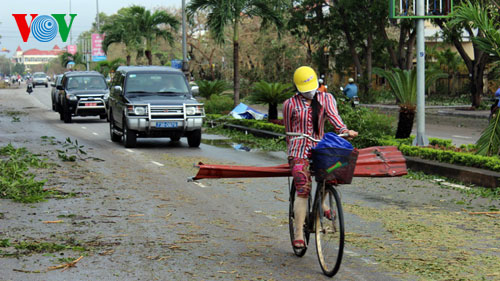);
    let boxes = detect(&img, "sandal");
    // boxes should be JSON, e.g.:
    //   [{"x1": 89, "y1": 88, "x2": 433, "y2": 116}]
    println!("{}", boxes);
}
[{"x1": 293, "y1": 239, "x2": 306, "y2": 249}]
